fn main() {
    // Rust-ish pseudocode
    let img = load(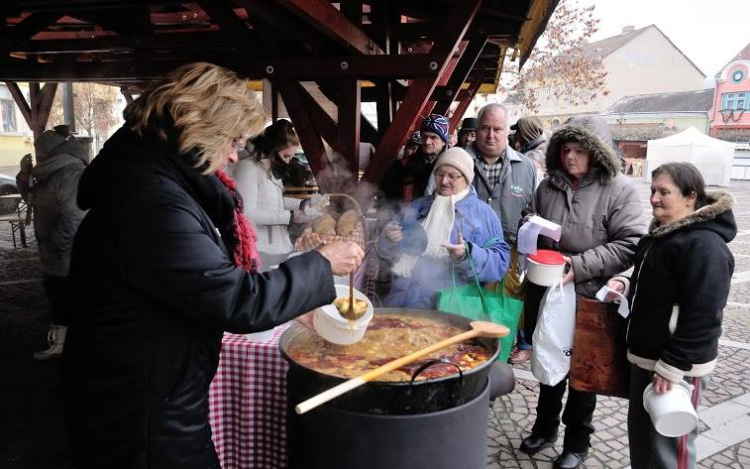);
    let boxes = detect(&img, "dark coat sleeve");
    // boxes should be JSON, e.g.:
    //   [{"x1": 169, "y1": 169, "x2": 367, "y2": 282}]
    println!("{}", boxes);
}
[
  {"x1": 656, "y1": 233, "x2": 733, "y2": 376},
  {"x1": 115, "y1": 187, "x2": 336, "y2": 334}
]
